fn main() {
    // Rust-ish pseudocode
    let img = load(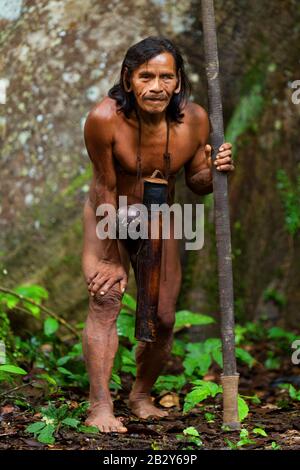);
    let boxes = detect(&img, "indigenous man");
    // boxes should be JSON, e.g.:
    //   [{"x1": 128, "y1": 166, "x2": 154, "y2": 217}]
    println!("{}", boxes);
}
[{"x1": 82, "y1": 36, "x2": 234, "y2": 433}]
